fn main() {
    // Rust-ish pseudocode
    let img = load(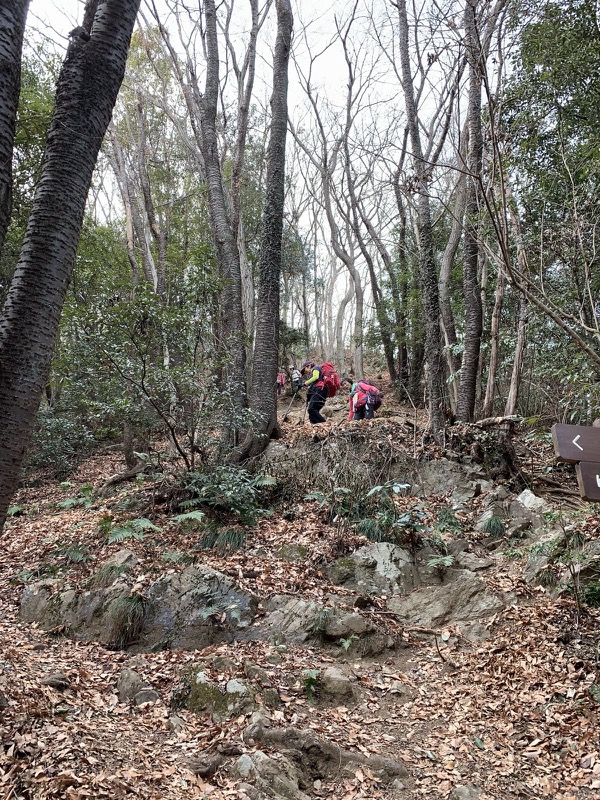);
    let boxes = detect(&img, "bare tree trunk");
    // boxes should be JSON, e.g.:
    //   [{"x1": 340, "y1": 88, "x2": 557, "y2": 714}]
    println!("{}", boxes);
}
[
  {"x1": 456, "y1": 0, "x2": 484, "y2": 422},
  {"x1": 505, "y1": 289, "x2": 528, "y2": 416},
  {"x1": 482, "y1": 258, "x2": 505, "y2": 417},
  {"x1": 439, "y1": 163, "x2": 467, "y2": 411},
  {"x1": 200, "y1": 0, "x2": 247, "y2": 442},
  {"x1": 335, "y1": 278, "x2": 354, "y2": 367},
  {"x1": 396, "y1": 0, "x2": 446, "y2": 440},
  {"x1": 504, "y1": 201, "x2": 530, "y2": 416},
  {"x1": 0, "y1": 0, "x2": 29, "y2": 254},
  {"x1": 0, "y1": 0, "x2": 140, "y2": 534},
  {"x1": 234, "y1": 0, "x2": 292, "y2": 461}
]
